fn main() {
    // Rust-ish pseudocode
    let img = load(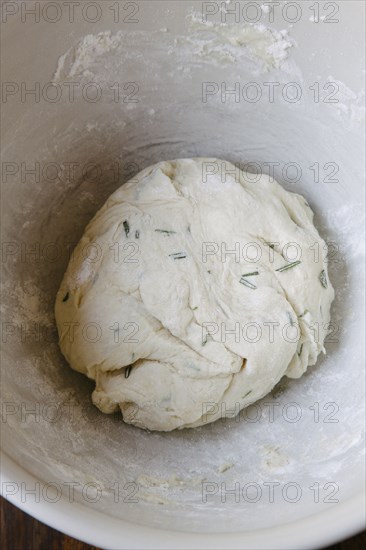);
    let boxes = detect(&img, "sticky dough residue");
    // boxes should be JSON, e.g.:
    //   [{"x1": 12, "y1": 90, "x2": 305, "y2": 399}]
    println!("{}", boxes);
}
[
  {"x1": 325, "y1": 75, "x2": 365, "y2": 124},
  {"x1": 53, "y1": 18, "x2": 294, "y2": 82},
  {"x1": 53, "y1": 31, "x2": 129, "y2": 81},
  {"x1": 185, "y1": 12, "x2": 294, "y2": 70}
]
